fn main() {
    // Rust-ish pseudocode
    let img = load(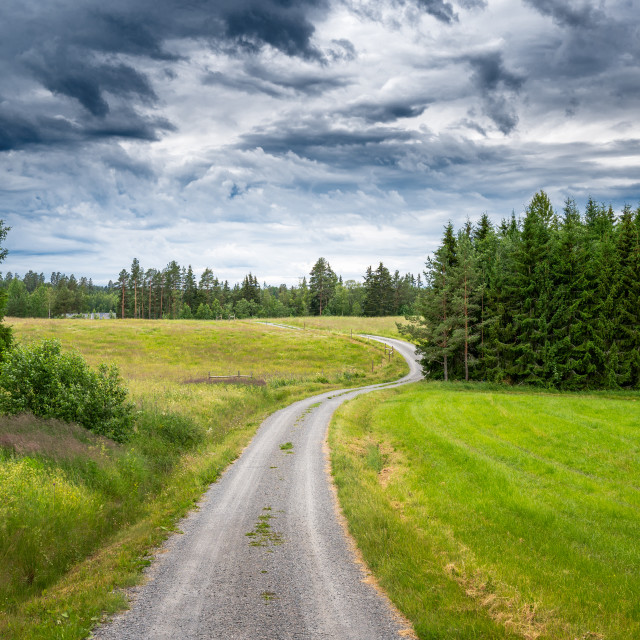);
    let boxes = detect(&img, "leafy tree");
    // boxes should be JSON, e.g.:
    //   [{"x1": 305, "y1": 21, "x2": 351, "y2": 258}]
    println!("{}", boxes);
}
[
  {"x1": 0, "y1": 221, "x2": 12, "y2": 356},
  {"x1": 195, "y1": 303, "x2": 212, "y2": 319},
  {"x1": 0, "y1": 339, "x2": 134, "y2": 442},
  {"x1": 6, "y1": 278, "x2": 29, "y2": 317}
]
